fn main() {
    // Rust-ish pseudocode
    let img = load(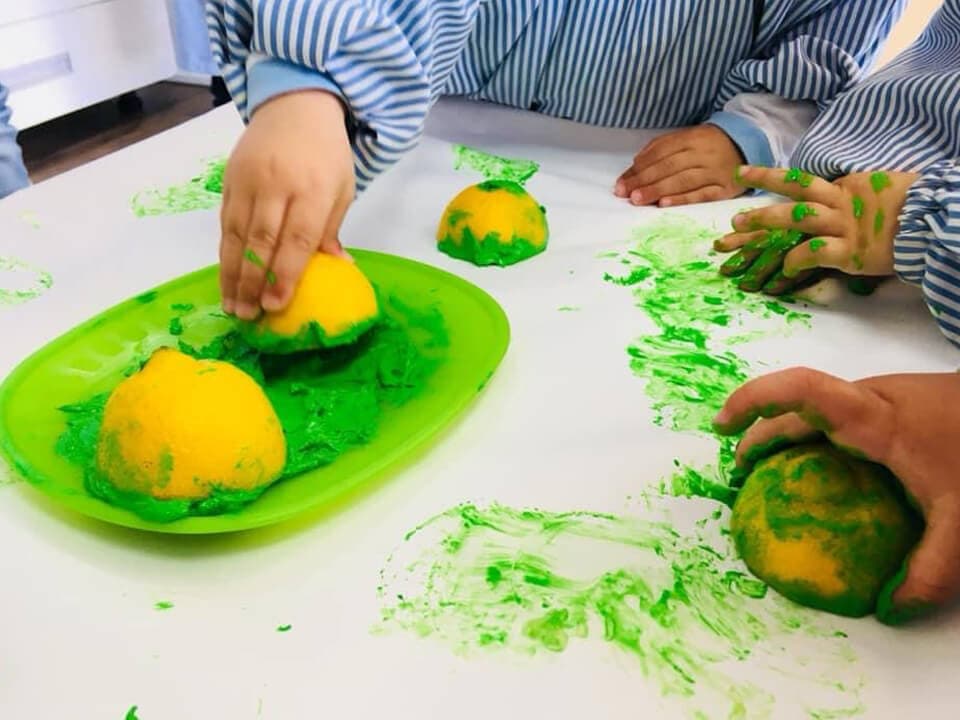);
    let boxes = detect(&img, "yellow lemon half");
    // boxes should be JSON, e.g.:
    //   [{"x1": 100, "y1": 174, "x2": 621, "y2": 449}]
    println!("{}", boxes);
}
[
  {"x1": 731, "y1": 442, "x2": 922, "y2": 618},
  {"x1": 95, "y1": 348, "x2": 286, "y2": 501},
  {"x1": 242, "y1": 253, "x2": 380, "y2": 354},
  {"x1": 437, "y1": 180, "x2": 548, "y2": 266}
]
